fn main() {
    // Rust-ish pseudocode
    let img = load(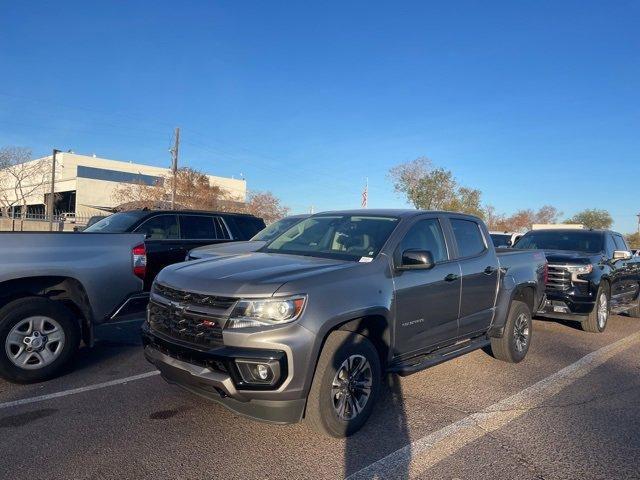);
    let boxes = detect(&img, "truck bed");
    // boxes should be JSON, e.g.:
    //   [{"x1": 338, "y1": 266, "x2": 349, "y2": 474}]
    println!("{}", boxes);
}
[{"x1": 0, "y1": 232, "x2": 146, "y2": 323}]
